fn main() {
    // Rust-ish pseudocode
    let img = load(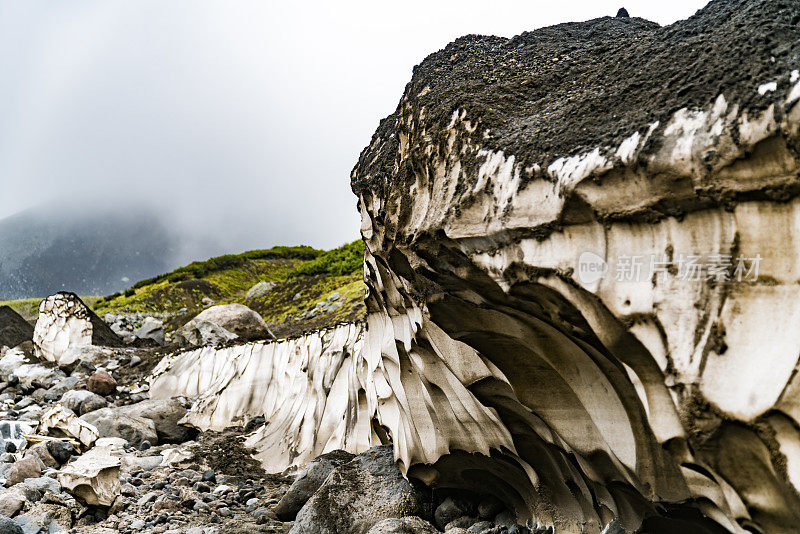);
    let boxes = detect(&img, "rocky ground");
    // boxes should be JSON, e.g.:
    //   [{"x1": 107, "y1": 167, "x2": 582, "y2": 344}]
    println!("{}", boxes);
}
[
  {"x1": 0, "y1": 332, "x2": 299, "y2": 534},
  {"x1": 0, "y1": 294, "x2": 548, "y2": 534}
]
